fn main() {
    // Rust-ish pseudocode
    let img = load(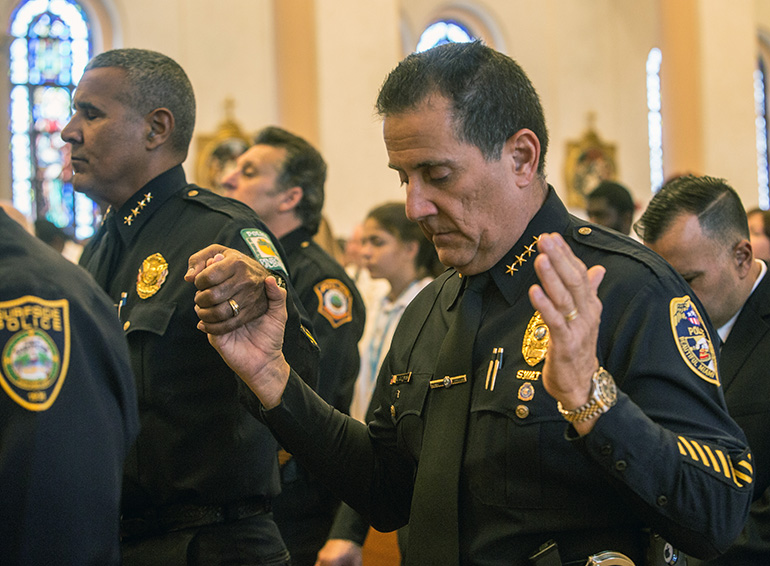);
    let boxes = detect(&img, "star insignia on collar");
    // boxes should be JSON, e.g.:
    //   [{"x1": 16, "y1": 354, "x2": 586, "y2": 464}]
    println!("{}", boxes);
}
[
  {"x1": 503, "y1": 236, "x2": 541, "y2": 277},
  {"x1": 122, "y1": 193, "x2": 154, "y2": 227}
]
